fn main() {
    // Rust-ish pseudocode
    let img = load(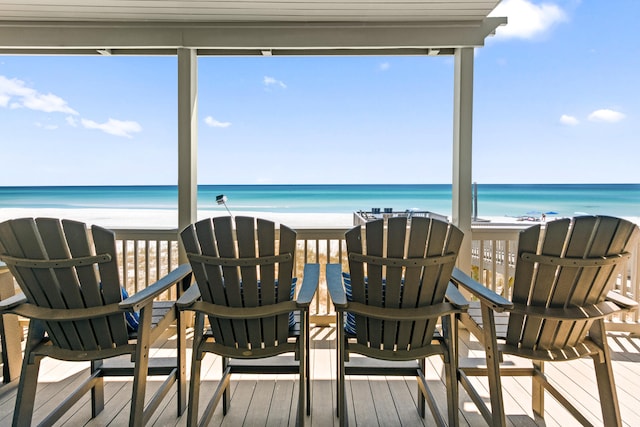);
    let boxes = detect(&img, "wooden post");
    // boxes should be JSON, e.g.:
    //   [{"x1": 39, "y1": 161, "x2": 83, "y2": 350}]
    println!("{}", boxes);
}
[
  {"x1": 177, "y1": 48, "x2": 198, "y2": 264},
  {"x1": 452, "y1": 47, "x2": 474, "y2": 274}
]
